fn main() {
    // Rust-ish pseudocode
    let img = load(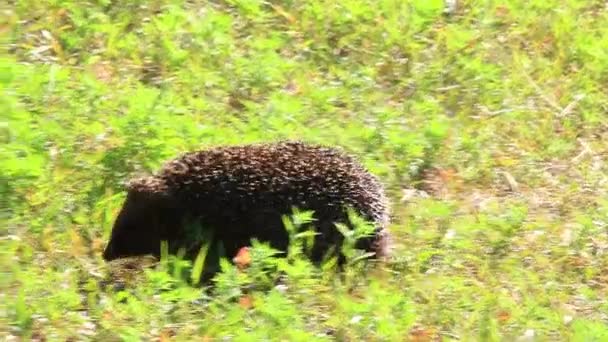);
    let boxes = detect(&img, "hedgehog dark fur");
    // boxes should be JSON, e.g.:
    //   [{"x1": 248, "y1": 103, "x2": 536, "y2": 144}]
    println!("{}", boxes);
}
[{"x1": 103, "y1": 141, "x2": 391, "y2": 274}]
